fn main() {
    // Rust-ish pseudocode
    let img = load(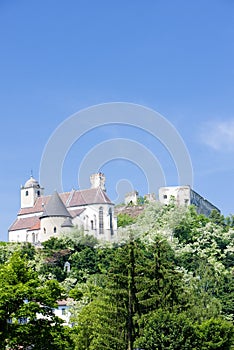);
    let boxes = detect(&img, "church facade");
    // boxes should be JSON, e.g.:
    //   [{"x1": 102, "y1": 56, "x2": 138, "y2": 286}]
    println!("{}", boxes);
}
[{"x1": 8, "y1": 173, "x2": 117, "y2": 243}]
